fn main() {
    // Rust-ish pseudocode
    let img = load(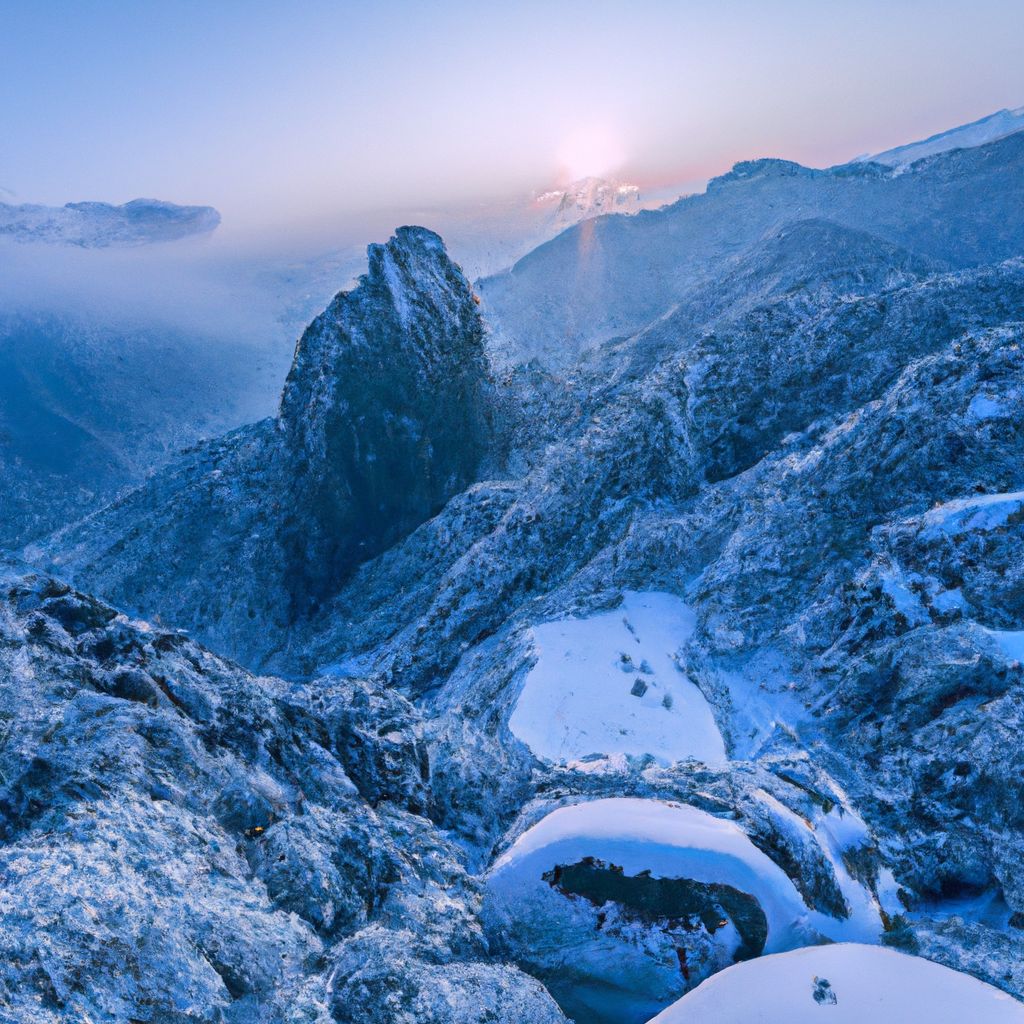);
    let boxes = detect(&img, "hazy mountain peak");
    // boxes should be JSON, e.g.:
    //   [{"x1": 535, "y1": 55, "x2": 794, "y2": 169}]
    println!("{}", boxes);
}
[
  {"x1": 534, "y1": 175, "x2": 641, "y2": 227},
  {"x1": 0, "y1": 196, "x2": 220, "y2": 247}
]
